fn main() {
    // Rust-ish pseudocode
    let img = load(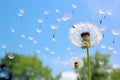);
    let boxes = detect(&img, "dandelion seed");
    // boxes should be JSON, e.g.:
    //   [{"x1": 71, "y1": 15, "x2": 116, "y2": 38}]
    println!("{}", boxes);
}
[
  {"x1": 36, "y1": 28, "x2": 42, "y2": 33},
  {"x1": 108, "y1": 46, "x2": 114, "y2": 50},
  {"x1": 57, "y1": 18, "x2": 62, "y2": 22},
  {"x1": 19, "y1": 44, "x2": 23, "y2": 48},
  {"x1": 98, "y1": 60, "x2": 104, "y2": 65},
  {"x1": 8, "y1": 54, "x2": 14, "y2": 59},
  {"x1": 98, "y1": 9, "x2": 112, "y2": 15},
  {"x1": 50, "y1": 51, "x2": 55, "y2": 55},
  {"x1": 21, "y1": 34, "x2": 25, "y2": 38},
  {"x1": 2, "y1": 44, "x2": 7, "y2": 48},
  {"x1": 44, "y1": 46, "x2": 49, "y2": 51},
  {"x1": 72, "y1": 4, "x2": 78, "y2": 9},
  {"x1": 51, "y1": 24, "x2": 59, "y2": 29},
  {"x1": 61, "y1": 13, "x2": 72, "y2": 21},
  {"x1": 33, "y1": 40, "x2": 37, "y2": 44},
  {"x1": 100, "y1": 19, "x2": 102, "y2": 24},
  {"x1": 11, "y1": 28, "x2": 15, "y2": 32},
  {"x1": 101, "y1": 44, "x2": 106, "y2": 49},
  {"x1": 36, "y1": 49, "x2": 40, "y2": 54},
  {"x1": 38, "y1": 19, "x2": 43, "y2": 23},
  {"x1": 55, "y1": 9, "x2": 60, "y2": 13},
  {"x1": 28, "y1": 36, "x2": 34, "y2": 41}
]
